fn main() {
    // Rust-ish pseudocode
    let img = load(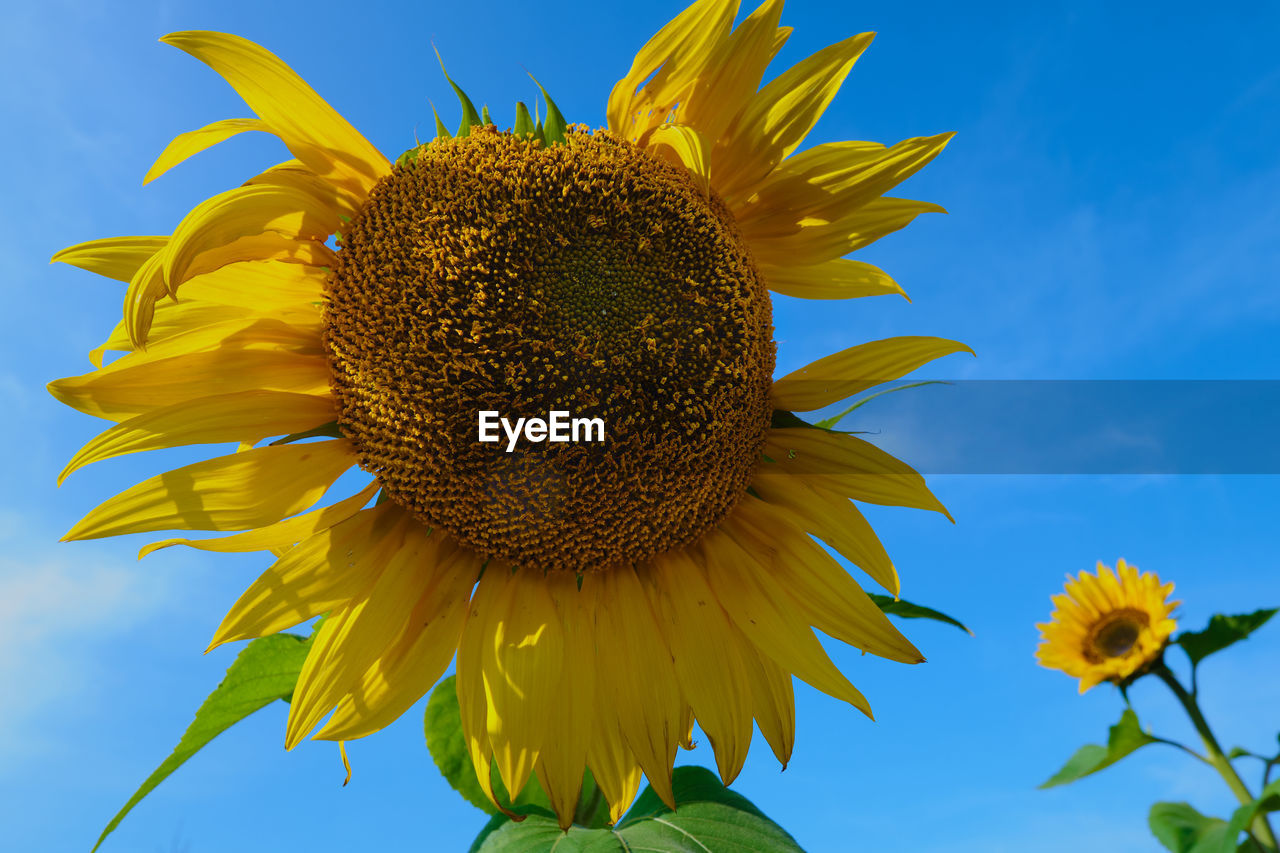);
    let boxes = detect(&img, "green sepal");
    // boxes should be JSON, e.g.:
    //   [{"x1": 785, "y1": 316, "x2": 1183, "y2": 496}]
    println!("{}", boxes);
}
[
  {"x1": 482, "y1": 104, "x2": 493, "y2": 126},
  {"x1": 434, "y1": 47, "x2": 482, "y2": 137},
  {"x1": 1177, "y1": 608, "x2": 1277, "y2": 668},
  {"x1": 432, "y1": 103, "x2": 452, "y2": 140},
  {"x1": 1040, "y1": 709, "x2": 1160, "y2": 788},
  {"x1": 868, "y1": 593, "x2": 972, "y2": 635},
  {"x1": 513, "y1": 101, "x2": 535, "y2": 139},
  {"x1": 527, "y1": 73, "x2": 567, "y2": 145}
]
